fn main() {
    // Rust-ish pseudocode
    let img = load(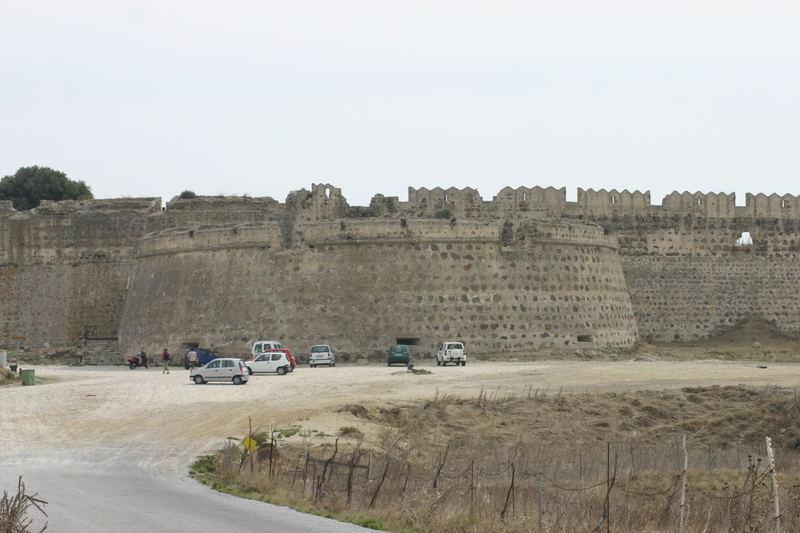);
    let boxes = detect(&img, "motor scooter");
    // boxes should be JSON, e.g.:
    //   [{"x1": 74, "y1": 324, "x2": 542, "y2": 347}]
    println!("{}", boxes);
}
[{"x1": 127, "y1": 354, "x2": 148, "y2": 369}]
